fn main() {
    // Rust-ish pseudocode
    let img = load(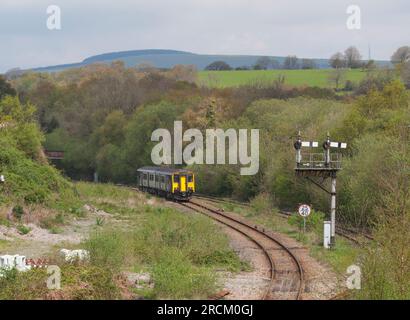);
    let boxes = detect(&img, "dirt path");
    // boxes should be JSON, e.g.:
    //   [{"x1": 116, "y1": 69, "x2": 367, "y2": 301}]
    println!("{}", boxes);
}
[{"x1": 0, "y1": 206, "x2": 112, "y2": 259}]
